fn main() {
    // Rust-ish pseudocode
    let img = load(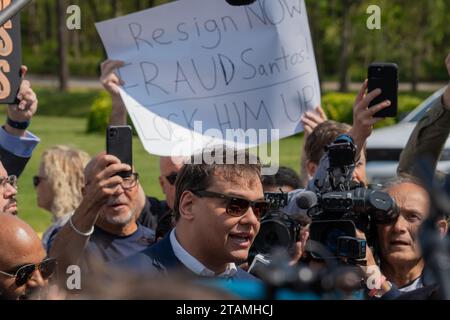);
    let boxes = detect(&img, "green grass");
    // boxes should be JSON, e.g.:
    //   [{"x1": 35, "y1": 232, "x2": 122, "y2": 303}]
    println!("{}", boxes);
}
[
  {"x1": 14, "y1": 86, "x2": 436, "y2": 233},
  {"x1": 17, "y1": 115, "x2": 303, "y2": 233}
]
